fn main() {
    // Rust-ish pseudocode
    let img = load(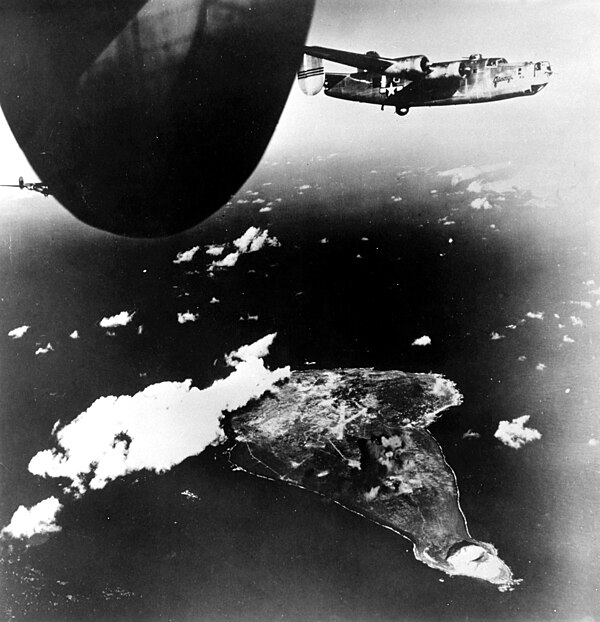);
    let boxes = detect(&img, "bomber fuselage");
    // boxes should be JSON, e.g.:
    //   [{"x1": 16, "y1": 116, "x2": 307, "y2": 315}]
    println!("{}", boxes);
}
[{"x1": 323, "y1": 54, "x2": 551, "y2": 113}]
